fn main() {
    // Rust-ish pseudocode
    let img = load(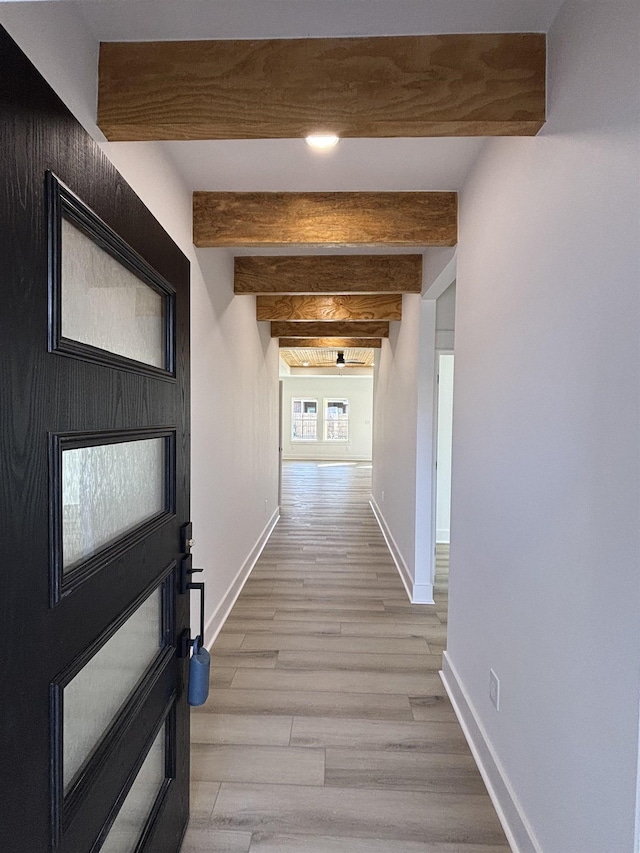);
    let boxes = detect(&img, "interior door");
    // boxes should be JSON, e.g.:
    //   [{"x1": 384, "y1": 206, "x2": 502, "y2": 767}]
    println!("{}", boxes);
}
[{"x1": 0, "y1": 28, "x2": 191, "y2": 853}]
